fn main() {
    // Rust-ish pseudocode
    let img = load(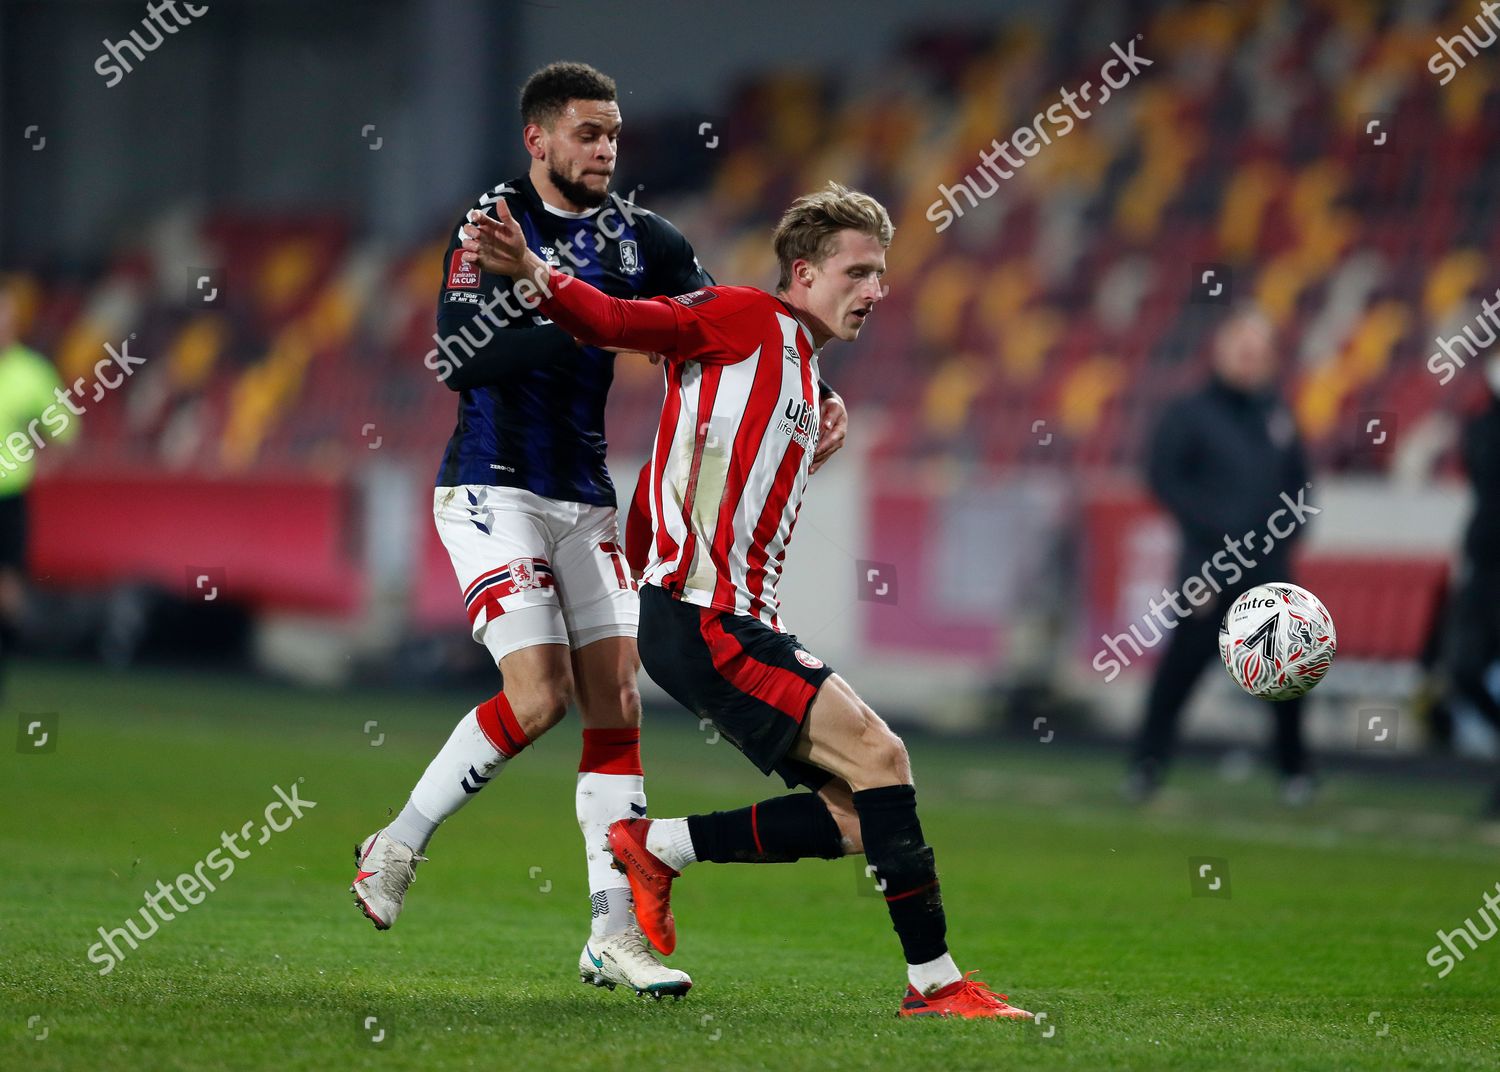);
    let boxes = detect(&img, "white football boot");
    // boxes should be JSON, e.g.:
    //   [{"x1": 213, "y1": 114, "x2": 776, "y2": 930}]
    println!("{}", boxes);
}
[
  {"x1": 579, "y1": 924, "x2": 693, "y2": 998},
  {"x1": 351, "y1": 830, "x2": 426, "y2": 930}
]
